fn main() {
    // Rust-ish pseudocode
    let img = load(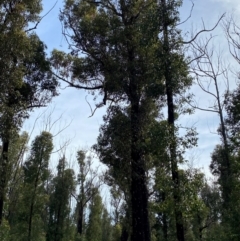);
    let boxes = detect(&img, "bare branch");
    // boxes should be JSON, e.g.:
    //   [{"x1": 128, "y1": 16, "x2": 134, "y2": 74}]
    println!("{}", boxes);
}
[
  {"x1": 182, "y1": 13, "x2": 225, "y2": 44},
  {"x1": 176, "y1": 1, "x2": 194, "y2": 27},
  {"x1": 187, "y1": 102, "x2": 219, "y2": 113},
  {"x1": 223, "y1": 15, "x2": 240, "y2": 65},
  {"x1": 52, "y1": 72, "x2": 103, "y2": 90},
  {"x1": 25, "y1": 1, "x2": 58, "y2": 32}
]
